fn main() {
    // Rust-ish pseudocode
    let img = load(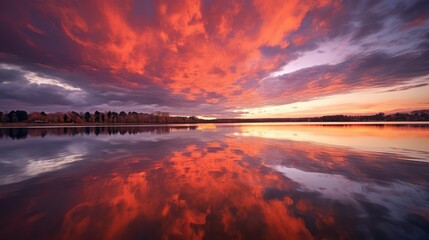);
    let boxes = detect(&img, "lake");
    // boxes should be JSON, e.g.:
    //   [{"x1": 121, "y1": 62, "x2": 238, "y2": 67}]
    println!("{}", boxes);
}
[{"x1": 0, "y1": 124, "x2": 428, "y2": 239}]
